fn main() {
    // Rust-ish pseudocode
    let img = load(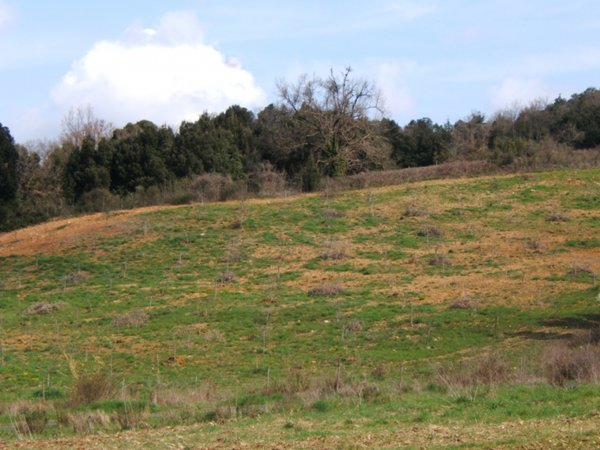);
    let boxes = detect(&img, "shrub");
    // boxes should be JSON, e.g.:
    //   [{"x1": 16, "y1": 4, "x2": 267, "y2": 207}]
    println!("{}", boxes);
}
[
  {"x1": 542, "y1": 340, "x2": 600, "y2": 386},
  {"x1": 60, "y1": 410, "x2": 111, "y2": 434},
  {"x1": 70, "y1": 372, "x2": 115, "y2": 405},
  {"x1": 216, "y1": 270, "x2": 237, "y2": 284},
  {"x1": 449, "y1": 295, "x2": 477, "y2": 310},
  {"x1": 191, "y1": 174, "x2": 235, "y2": 202},
  {"x1": 546, "y1": 212, "x2": 570, "y2": 222},
  {"x1": 308, "y1": 282, "x2": 345, "y2": 296},
  {"x1": 417, "y1": 226, "x2": 442, "y2": 238},
  {"x1": 113, "y1": 310, "x2": 149, "y2": 328},
  {"x1": 113, "y1": 402, "x2": 148, "y2": 430},
  {"x1": 567, "y1": 264, "x2": 594, "y2": 276},
  {"x1": 320, "y1": 208, "x2": 345, "y2": 219},
  {"x1": 26, "y1": 301, "x2": 61, "y2": 315},
  {"x1": 428, "y1": 254, "x2": 451, "y2": 266},
  {"x1": 319, "y1": 241, "x2": 347, "y2": 260},
  {"x1": 403, "y1": 206, "x2": 427, "y2": 217}
]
